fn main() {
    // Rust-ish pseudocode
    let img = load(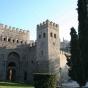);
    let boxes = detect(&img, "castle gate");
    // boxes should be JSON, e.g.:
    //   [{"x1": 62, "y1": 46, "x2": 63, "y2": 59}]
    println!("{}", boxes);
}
[
  {"x1": 6, "y1": 52, "x2": 20, "y2": 81},
  {"x1": 7, "y1": 62, "x2": 16, "y2": 81}
]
